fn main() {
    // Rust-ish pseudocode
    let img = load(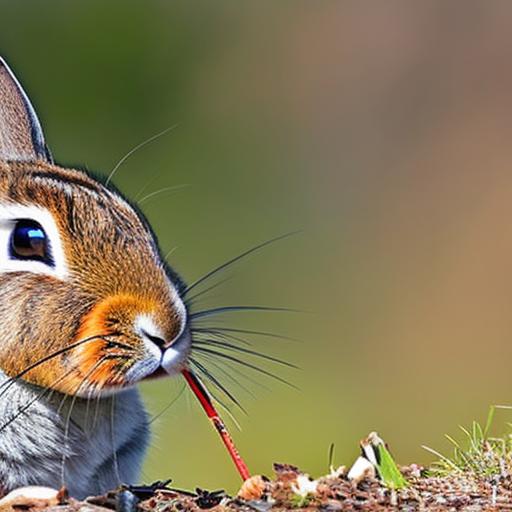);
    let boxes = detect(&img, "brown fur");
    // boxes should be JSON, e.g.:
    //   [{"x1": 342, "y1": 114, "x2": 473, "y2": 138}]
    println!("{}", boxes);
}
[{"x1": 0, "y1": 159, "x2": 185, "y2": 395}]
